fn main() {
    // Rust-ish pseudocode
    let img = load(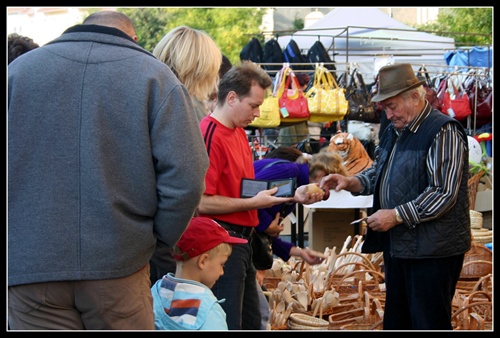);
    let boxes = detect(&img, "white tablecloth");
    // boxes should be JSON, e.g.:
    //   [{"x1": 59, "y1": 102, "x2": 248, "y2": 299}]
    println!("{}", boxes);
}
[{"x1": 304, "y1": 190, "x2": 373, "y2": 209}]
